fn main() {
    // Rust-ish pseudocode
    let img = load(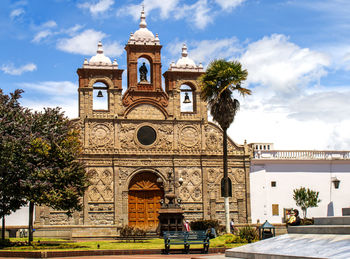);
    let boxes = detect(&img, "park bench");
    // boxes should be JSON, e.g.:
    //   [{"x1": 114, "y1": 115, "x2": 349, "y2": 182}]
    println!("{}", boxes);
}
[{"x1": 163, "y1": 230, "x2": 209, "y2": 254}]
